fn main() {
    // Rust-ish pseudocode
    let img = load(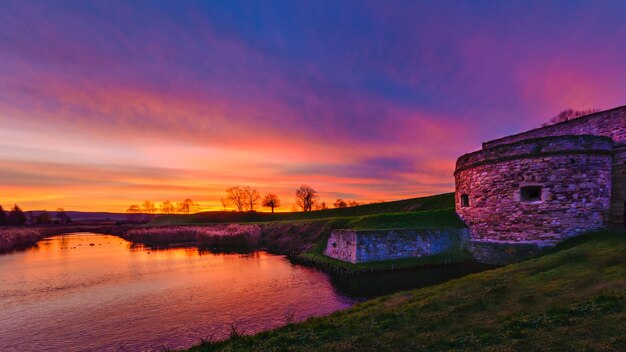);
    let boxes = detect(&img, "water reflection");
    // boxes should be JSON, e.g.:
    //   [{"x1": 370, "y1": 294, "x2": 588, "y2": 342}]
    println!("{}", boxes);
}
[
  {"x1": 0, "y1": 233, "x2": 492, "y2": 352},
  {"x1": 0, "y1": 233, "x2": 354, "y2": 352},
  {"x1": 330, "y1": 262, "x2": 494, "y2": 300}
]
